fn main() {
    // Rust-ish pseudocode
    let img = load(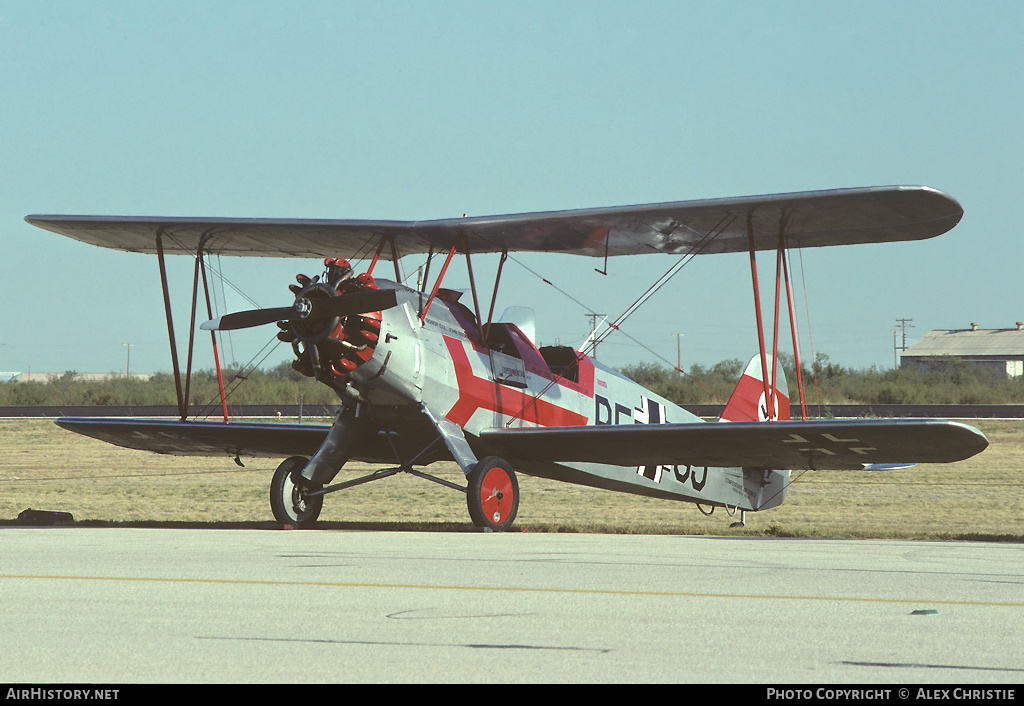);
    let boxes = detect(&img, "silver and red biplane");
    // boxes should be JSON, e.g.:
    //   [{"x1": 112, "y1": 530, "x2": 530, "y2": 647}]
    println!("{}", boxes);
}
[{"x1": 26, "y1": 186, "x2": 988, "y2": 529}]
